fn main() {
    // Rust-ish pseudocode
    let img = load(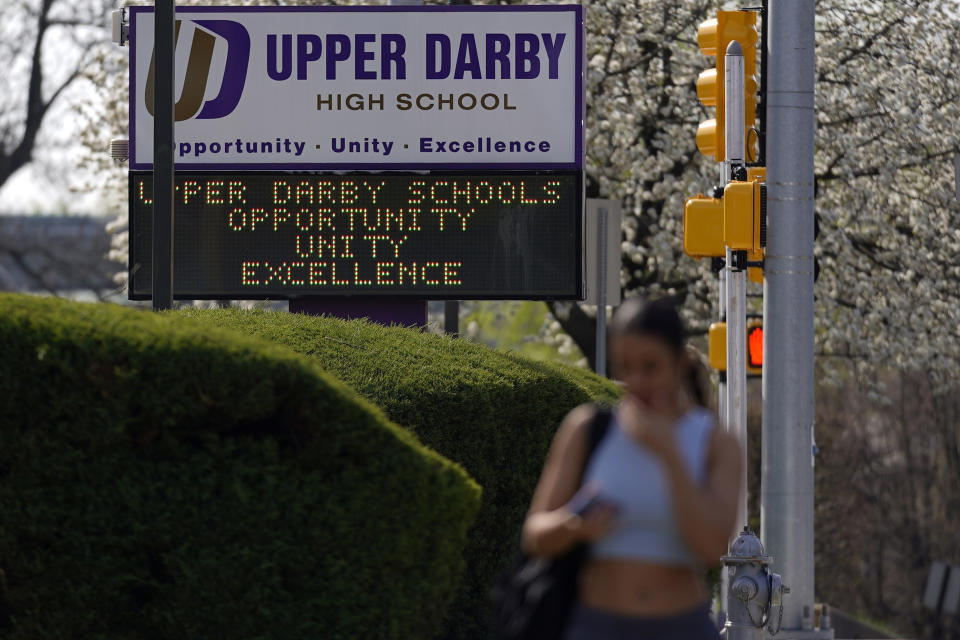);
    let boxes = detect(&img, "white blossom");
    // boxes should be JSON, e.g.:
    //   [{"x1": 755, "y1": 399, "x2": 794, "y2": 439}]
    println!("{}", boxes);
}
[{"x1": 78, "y1": 0, "x2": 960, "y2": 379}]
